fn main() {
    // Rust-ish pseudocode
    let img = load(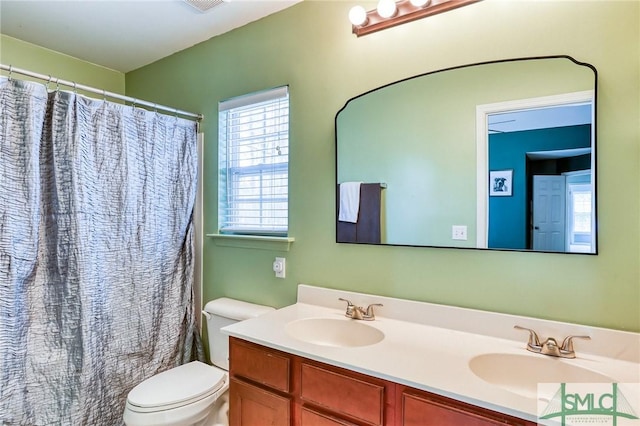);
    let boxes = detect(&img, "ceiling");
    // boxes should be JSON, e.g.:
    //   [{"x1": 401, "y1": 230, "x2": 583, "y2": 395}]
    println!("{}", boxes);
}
[
  {"x1": 488, "y1": 103, "x2": 593, "y2": 134},
  {"x1": 0, "y1": 0, "x2": 301, "y2": 73}
]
